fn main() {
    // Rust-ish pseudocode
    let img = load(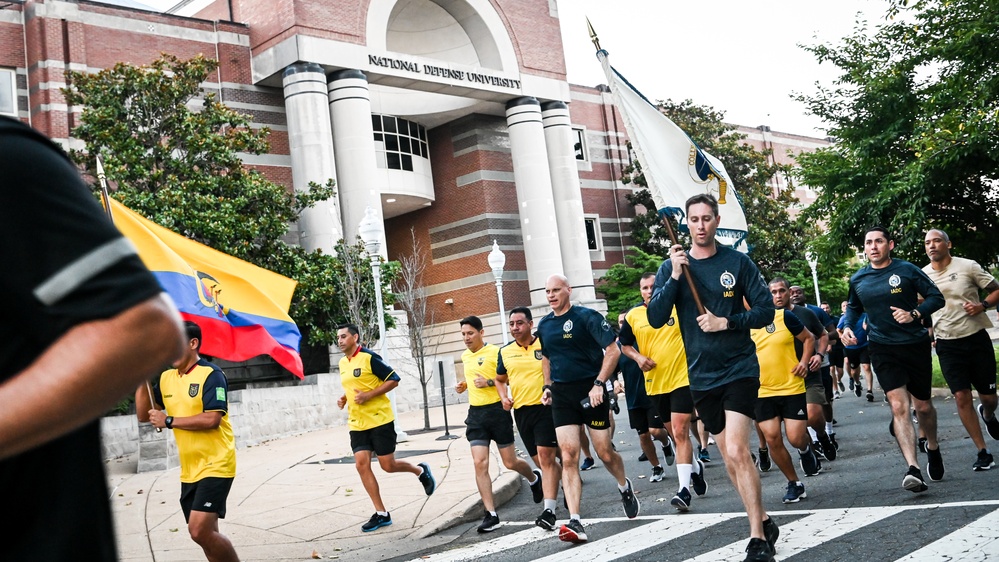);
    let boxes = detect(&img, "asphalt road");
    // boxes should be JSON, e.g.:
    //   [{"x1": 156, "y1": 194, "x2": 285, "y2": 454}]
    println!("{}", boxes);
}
[{"x1": 387, "y1": 389, "x2": 999, "y2": 561}]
